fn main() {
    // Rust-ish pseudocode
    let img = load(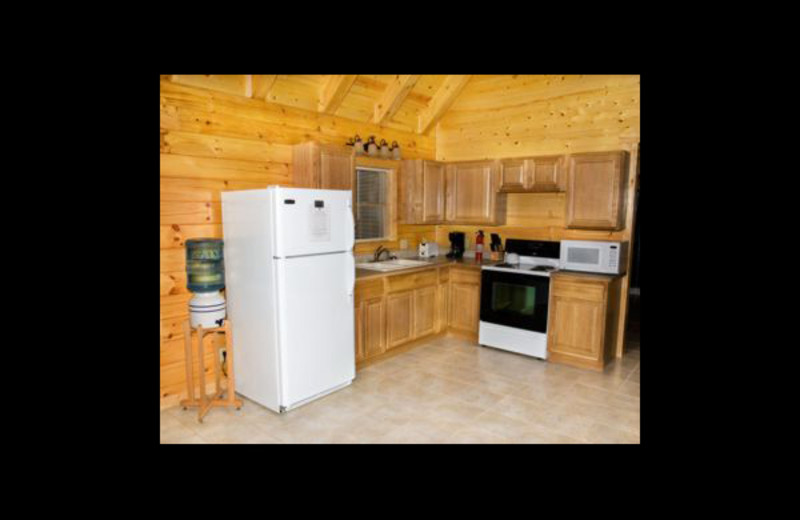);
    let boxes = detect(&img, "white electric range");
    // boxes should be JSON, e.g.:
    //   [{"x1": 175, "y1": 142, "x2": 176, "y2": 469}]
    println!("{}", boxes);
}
[{"x1": 478, "y1": 239, "x2": 560, "y2": 359}]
